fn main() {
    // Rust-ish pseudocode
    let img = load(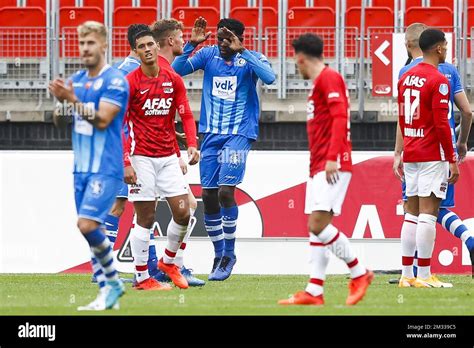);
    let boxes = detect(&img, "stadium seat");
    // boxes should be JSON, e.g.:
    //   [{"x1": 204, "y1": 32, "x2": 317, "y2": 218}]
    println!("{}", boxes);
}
[
  {"x1": 405, "y1": 0, "x2": 422, "y2": 9},
  {"x1": 372, "y1": 0, "x2": 395, "y2": 10},
  {"x1": 314, "y1": 0, "x2": 336, "y2": 10},
  {"x1": 229, "y1": 7, "x2": 278, "y2": 30},
  {"x1": 0, "y1": 7, "x2": 47, "y2": 58},
  {"x1": 287, "y1": 0, "x2": 307, "y2": 7},
  {"x1": 59, "y1": 7, "x2": 104, "y2": 58},
  {"x1": 405, "y1": 7, "x2": 453, "y2": 27},
  {"x1": 0, "y1": 0, "x2": 18, "y2": 9},
  {"x1": 59, "y1": 0, "x2": 77, "y2": 5},
  {"x1": 113, "y1": 6, "x2": 158, "y2": 26},
  {"x1": 140, "y1": 0, "x2": 159, "y2": 5},
  {"x1": 430, "y1": 0, "x2": 454, "y2": 9},
  {"x1": 346, "y1": 7, "x2": 394, "y2": 58},
  {"x1": 198, "y1": 0, "x2": 220, "y2": 7},
  {"x1": 113, "y1": 0, "x2": 134, "y2": 6},
  {"x1": 285, "y1": 7, "x2": 336, "y2": 58},
  {"x1": 171, "y1": 0, "x2": 192, "y2": 6},
  {"x1": 230, "y1": 0, "x2": 279, "y2": 12},
  {"x1": 25, "y1": 0, "x2": 47, "y2": 9},
  {"x1": 172, "y1": 6, "x2": 220, "y2": 27}
]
